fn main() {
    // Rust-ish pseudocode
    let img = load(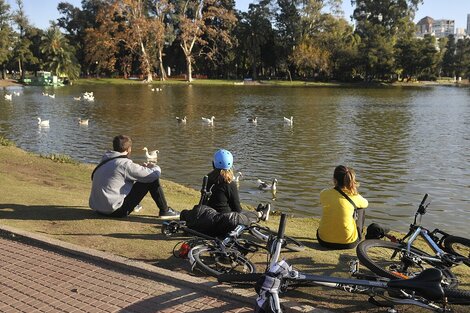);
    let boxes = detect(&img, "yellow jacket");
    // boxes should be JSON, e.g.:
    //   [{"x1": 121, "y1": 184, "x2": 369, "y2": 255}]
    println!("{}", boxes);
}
[{"x1": 318, "y1": 188, "x2": 368, "y2": 244}]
